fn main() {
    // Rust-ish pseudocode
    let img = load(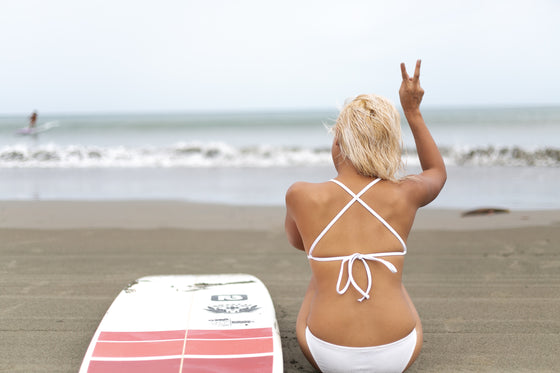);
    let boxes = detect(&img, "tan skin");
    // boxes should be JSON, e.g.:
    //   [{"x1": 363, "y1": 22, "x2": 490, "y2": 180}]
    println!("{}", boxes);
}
[{"x1": 285, "y1": 60, "x2": 446, "y2": 371}]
